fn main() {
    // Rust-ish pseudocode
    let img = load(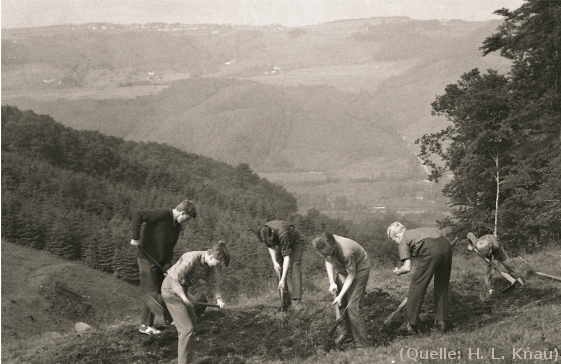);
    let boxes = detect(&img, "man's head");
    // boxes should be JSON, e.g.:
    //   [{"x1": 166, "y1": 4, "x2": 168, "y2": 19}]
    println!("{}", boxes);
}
[
  {"x1": 387, "y1": 221, "x2": 406, "y2": 244},
  {"x1": 475, "y1": 236, "x2": 493, "y2": 258},
  {"x1": 207, "y1": 240, "x2": 231, "y2": 267},
  {"x1": 256, "y1": 225, "x2": 278, "y2": 248},
  {"x1": 174, "y1": 199, "x2": 197, "y2": 224},
  {"x1": 311, "y1": 232, "x2": 336, "y2": 258}
]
